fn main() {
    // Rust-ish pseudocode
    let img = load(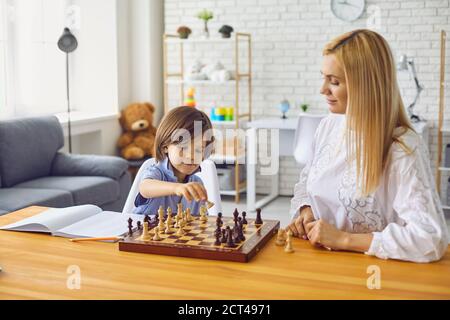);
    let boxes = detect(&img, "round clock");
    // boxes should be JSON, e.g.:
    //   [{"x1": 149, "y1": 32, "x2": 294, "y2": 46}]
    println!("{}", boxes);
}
[{"x1": 331, "y1": 0, "x2": 366, "y2": 22}]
